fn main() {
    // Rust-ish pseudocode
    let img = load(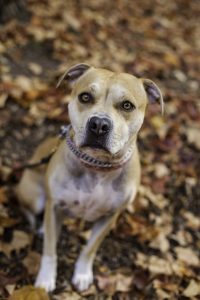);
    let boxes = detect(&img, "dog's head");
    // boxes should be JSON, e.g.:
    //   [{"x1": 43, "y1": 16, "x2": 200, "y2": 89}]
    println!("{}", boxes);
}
[{"x1": 58, "y1": 64, "x2": 163, "y2": 165}]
